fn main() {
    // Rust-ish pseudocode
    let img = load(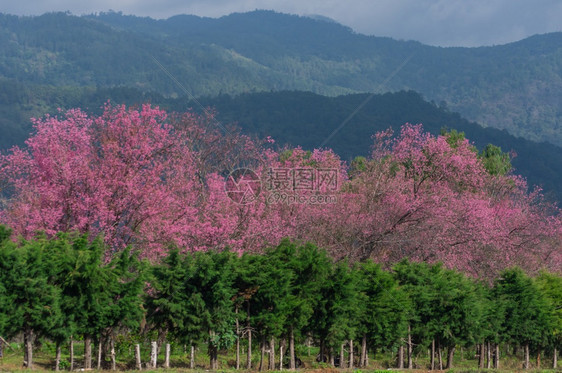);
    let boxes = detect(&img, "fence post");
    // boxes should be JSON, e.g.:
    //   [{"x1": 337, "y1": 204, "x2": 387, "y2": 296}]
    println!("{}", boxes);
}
[
  {"x1": 151, "y1": 341, "x2": 158, "y2": 368},
  {"x1": 135, "y1": 344, "x2": 142, "y2": 370},
  {"x1": 164, "y1": 343, "x2": 171, "y2": 368}
]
